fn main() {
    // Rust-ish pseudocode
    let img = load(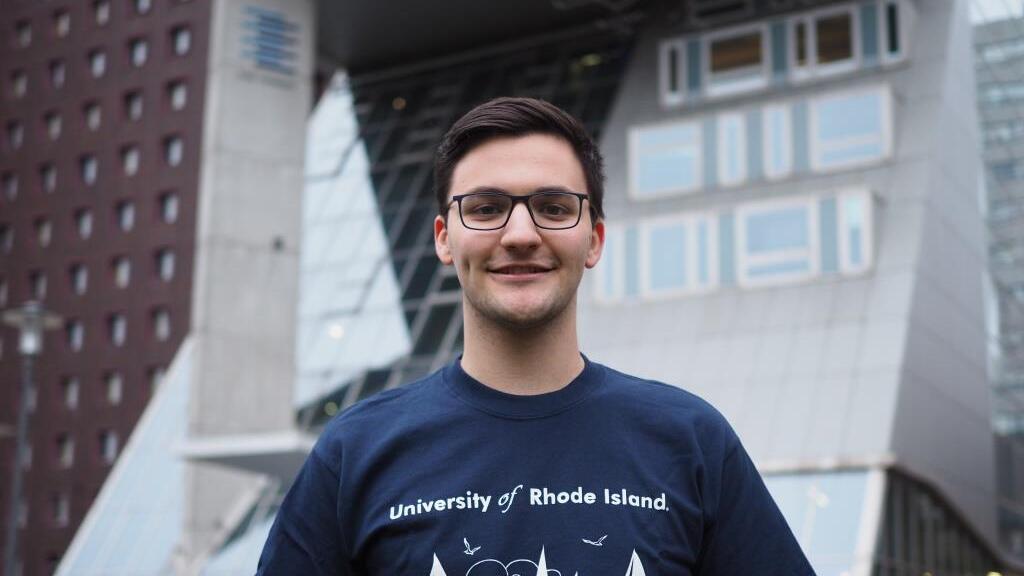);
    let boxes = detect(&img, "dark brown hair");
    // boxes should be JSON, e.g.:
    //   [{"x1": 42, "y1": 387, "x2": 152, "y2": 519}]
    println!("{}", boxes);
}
[{"x1": 433, "y1": 97, "x2": 605, "y2": 224}]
